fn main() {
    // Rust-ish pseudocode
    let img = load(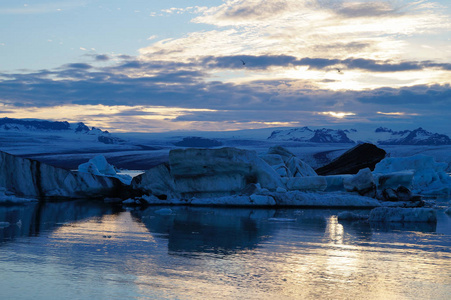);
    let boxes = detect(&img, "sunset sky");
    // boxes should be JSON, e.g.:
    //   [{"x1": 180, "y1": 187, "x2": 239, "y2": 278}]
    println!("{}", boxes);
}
[{"x1": 1, "y1": 0, "x2": 450, "y2": 133}]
